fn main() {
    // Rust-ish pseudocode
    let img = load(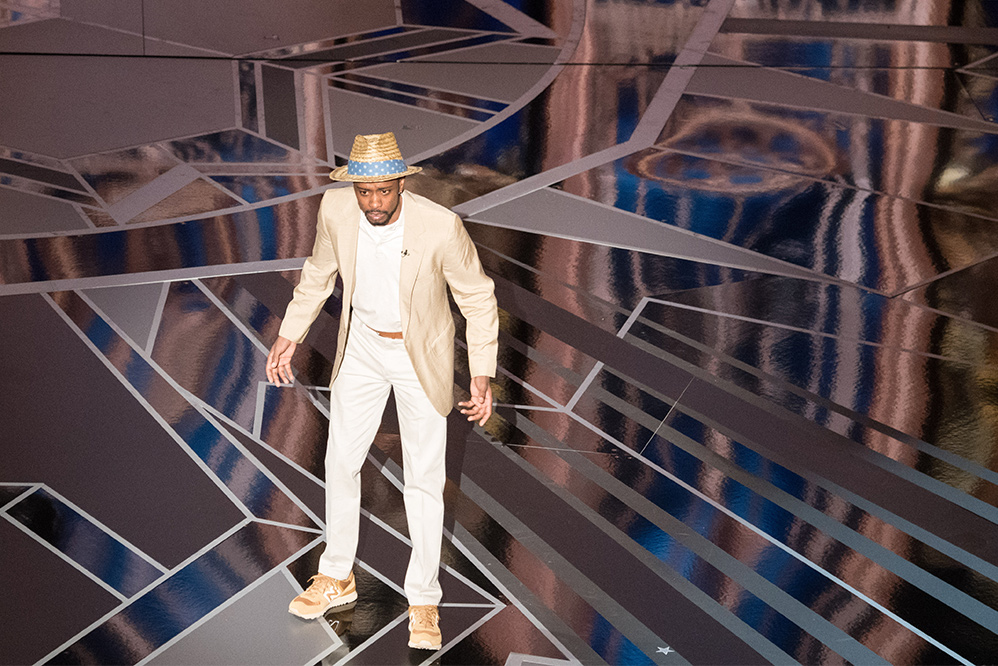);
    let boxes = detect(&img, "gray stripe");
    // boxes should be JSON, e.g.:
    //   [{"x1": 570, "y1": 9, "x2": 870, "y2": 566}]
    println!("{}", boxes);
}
[
  {"x1": 0, "y1": 258, "x2": 307, "y2": 297},
  {"x1": 623, "y1": 321, "x2": 998, "y2": 521},
  {"x1": 721, "y1": 18, "x2": 998, "y2": 46},
  {"x1": 450, "y1": 522, "x2": 594, "y2": 666},
  {"x1": 34, "y1": 518, "x2": 252, "y2": 665},
  {"x1": 134, "y1": 545, "x2": 328, "y2": 666},
  {"x1": 508, "y1": 412, "x2": 879, "y2": 665},
  {"x1": 610, "y1": 391, "x2": 998, "y2": 633},
  {"x1": 552, "y1": 400, "x2": 970, "y2": 662},
  {"x1": 46, "y1": 293, "x2": 257, "y2": 521},
  {"x1": 597, "y1": 366, "x2": 998, "y2": 590},
  {"x1": 144, "y1": 281, "x2": 170, "y2": 355},
  {"x1": 1, "y1": 511, "x2": 128, "y2": 603},
  {"x1": 459, "y1": 473, "x2": 692, "y2": 665},
  {"x1": 0, "y1": 483, "x2": 40, "y2": 514},
  {"x1": 453, "y1": 0, "x2": 738, "y2": 218},
  {"x1": 462, "y1": 0, "x2": 556, "y2": 38},
  {"x1": 106, "y1": 163, "x2": 201, "y2": 224}
]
